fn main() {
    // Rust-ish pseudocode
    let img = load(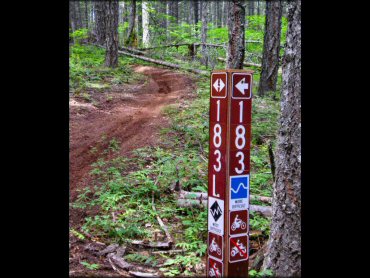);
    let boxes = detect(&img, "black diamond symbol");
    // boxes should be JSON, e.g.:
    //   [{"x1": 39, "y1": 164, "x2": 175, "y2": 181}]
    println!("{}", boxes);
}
[{"x1": 210, "y1": 201, "x2": 222, "y2": 222}]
